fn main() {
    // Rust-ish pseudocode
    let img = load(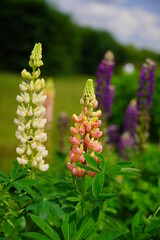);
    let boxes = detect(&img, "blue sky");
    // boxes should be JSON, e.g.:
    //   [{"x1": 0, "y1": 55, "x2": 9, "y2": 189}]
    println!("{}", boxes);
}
[{"x1": 48, "y1": 0, "x2": 160, "y2": 52}]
